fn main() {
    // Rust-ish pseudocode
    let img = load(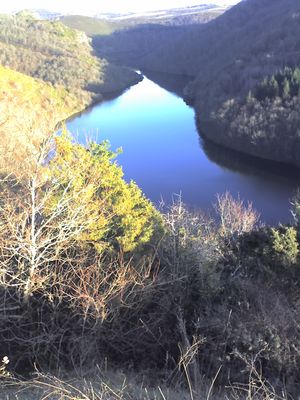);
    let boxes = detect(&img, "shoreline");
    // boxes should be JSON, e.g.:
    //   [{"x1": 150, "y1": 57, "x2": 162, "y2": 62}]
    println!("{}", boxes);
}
[
  {"x1": 196, "y1": 114, "x2": 300, "y2": 169},
  {"x1": 59, "y1": 71, "x2": 144, "y2": 128}
]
